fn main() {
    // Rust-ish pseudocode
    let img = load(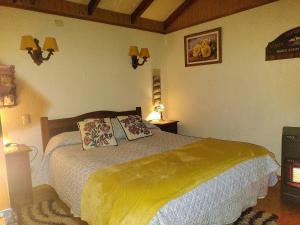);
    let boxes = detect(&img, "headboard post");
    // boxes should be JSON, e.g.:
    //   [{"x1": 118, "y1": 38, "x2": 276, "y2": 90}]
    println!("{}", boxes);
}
[
  {"x1": 40, "y1": 117, "x2": 50, "y2": 151},
  {"x1": 136, "y1": 107, "x2": 142, "y2": 117}
]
